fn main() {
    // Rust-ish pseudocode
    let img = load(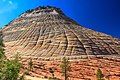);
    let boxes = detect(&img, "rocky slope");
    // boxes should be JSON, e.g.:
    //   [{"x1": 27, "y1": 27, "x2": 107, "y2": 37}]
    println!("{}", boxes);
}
[
  {"x1": 1, "y1": 6, "x2": 120, "y2": 58},
  {"x1": 21, "y1": 58, "x2": 120, "y2": 80}
]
